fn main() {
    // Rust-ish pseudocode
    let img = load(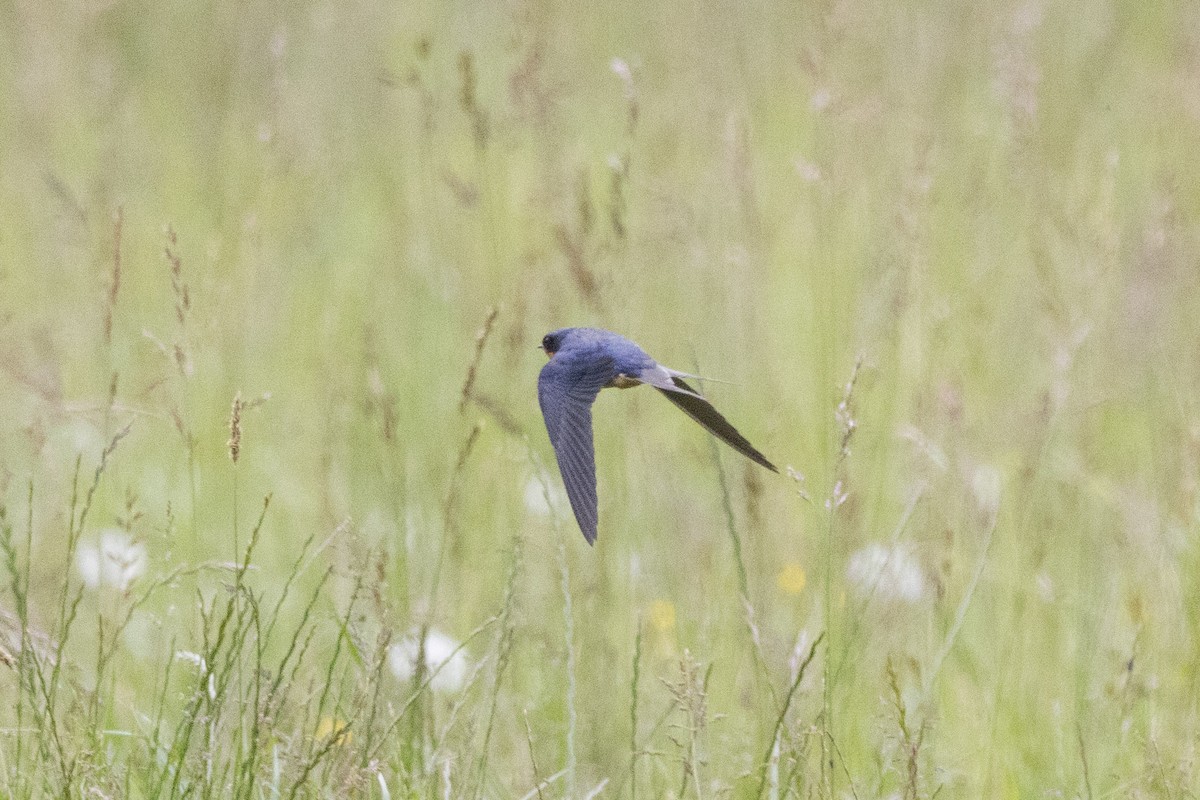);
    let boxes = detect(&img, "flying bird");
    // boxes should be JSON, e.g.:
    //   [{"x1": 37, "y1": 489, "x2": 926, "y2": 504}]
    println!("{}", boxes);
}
[{"x1": 537, "y1": 327, "x2": 777, "y2": 544}]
